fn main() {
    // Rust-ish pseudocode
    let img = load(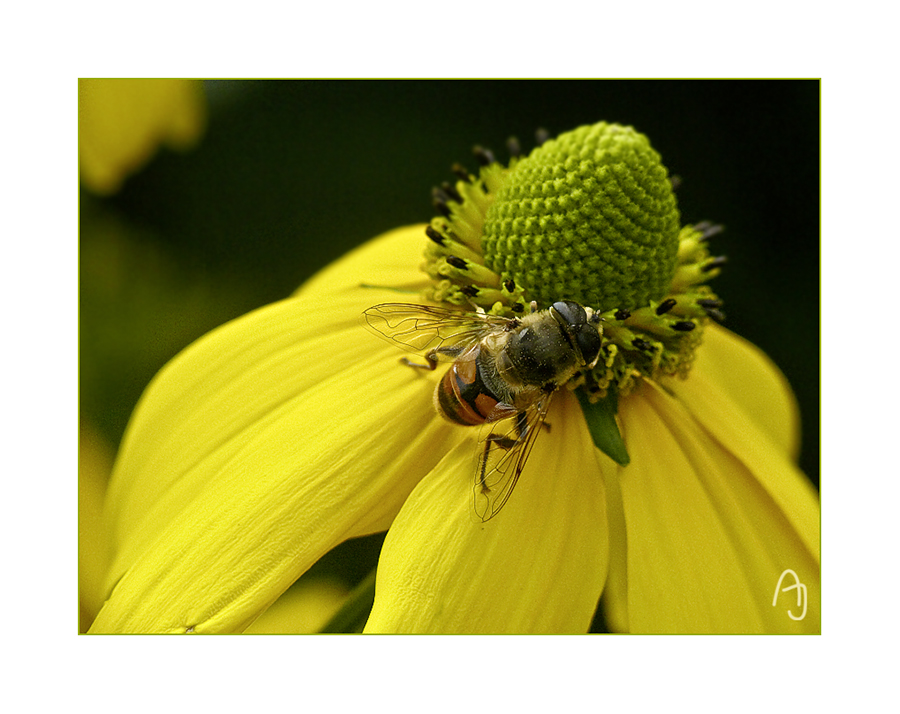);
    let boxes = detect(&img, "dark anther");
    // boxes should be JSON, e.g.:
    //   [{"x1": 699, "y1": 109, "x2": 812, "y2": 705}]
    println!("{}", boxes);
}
[
  {"x1": 506, "y1": 136, "x2": 522, "y2": 158},
  {"x1": 441, "y1": 181, "x2": 462, "y2": 204},
  {"x1": 669, "y1": 175, "x2": 682, "y2": 190},
  {"x1": 673, "y1": 321, "x2": 696, "y2": 332},
  {"x1": 702, "y1": 255, "x2": 728, "y2": 272},
  {"x1": 535, "y1": 128, "x2": 550, "y2": 146},
  {"x1": 460, "y1": 285, "x2": 479, "y2": 297},
  {"x1": 425, "y1": 225, "x2": 446, "y2": 246},
  {"x1": 655, "y1": 298, "x2": 677, "y2": 315},
  {"x1": 694, "y1": 222, "x2": 724, "y2": 240},
  {"x1": 451, "y1": 163, "x2": 471, "y2": 182},
  {"x1": 696, "y1": 298, "x2": 723, "y2": 308},
  {"x1": 511, "y1": 302, "x2": 525, "y2": 313},
  {"x1": 632, "y1": 338, "x2": 652, "y2": 351},
  {"x1": 704, "y1": 307, "x2": 726, "y2": 323},
  {"x1": 431, "y1": 187, "x2": 451, "y2": 218},
  {"x1": 503, "y1": 278, "x2": 516, "y2": 292},
  {"x1": 446, "y1": 255, "x2": 468, "y2": 270},
  {"x1": 473, "y1": 145, "x2": 495, "y2": 166},
  {"x1": 614, "y1": 308, "x2": 631, "y2": 321}
]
